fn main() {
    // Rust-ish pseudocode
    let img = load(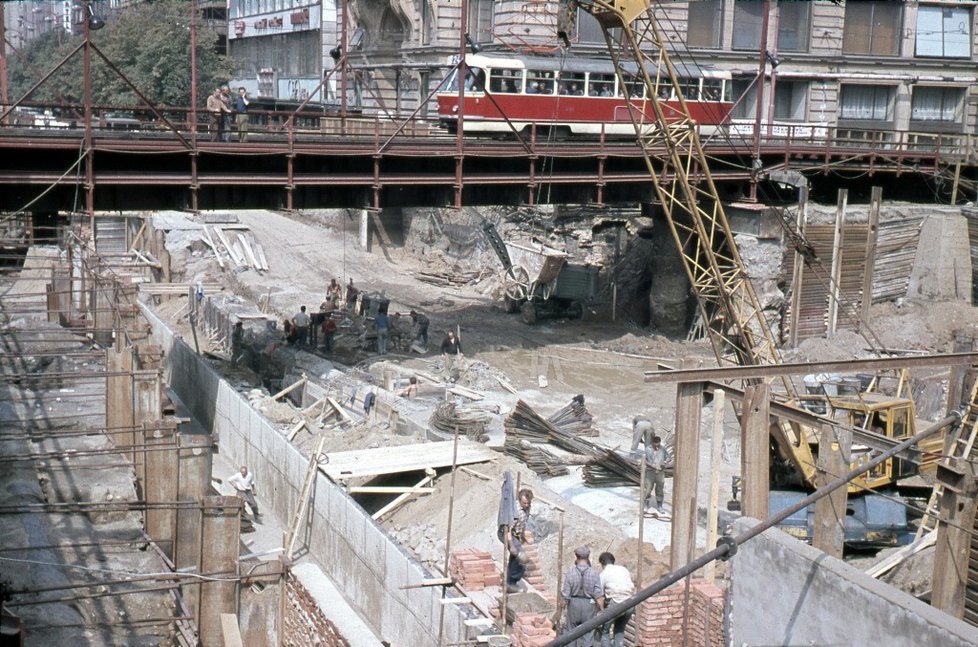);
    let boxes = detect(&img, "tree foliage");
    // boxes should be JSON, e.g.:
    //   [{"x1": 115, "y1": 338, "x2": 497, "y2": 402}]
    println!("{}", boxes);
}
[{"x1": 8, "y1": 0, "x2": 234, "y2": 109}]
